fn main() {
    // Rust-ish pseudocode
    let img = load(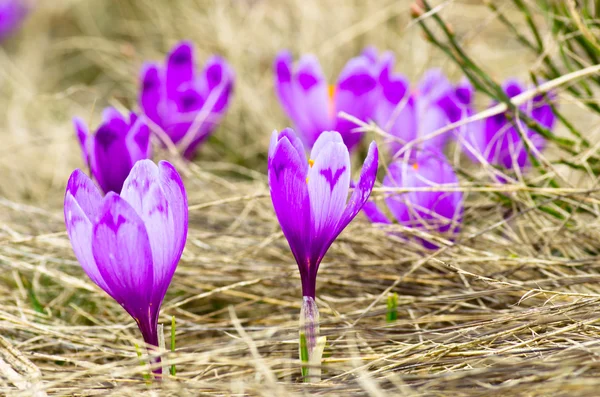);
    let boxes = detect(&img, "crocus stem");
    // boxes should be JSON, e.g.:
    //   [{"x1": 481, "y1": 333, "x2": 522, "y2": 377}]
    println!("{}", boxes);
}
[
  {"x1": 299, "y1": 296, "x2": 322, "y2": 382},
  {"x1": 170, "y1": 316, "x2": 176, "y2": 377},
  {"x1": 137, "y1": 318, "x2": 162, "y2": 376}
]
